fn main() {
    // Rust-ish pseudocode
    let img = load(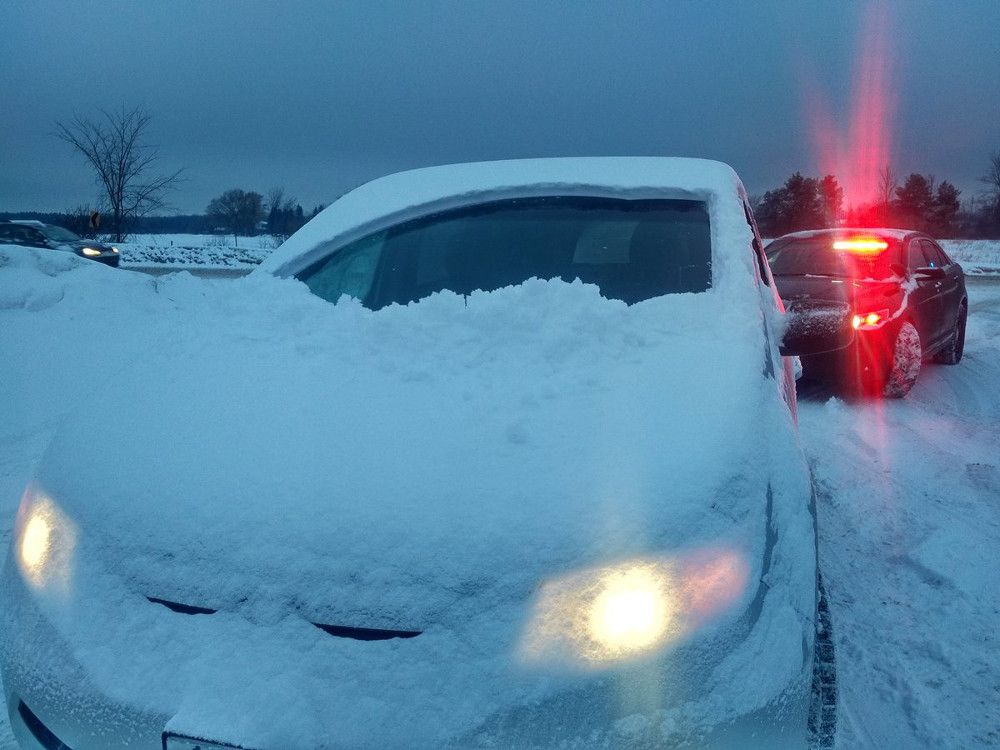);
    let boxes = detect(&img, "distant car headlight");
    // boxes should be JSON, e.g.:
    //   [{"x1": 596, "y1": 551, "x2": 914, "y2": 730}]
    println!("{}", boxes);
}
[
  {"x1": 15, "y1": 485, "x2": 77, "y2": 591},
  {"x1": 81, "y1": 247, "x2": 101, "y2": 257},
  {"x1": 519, "y1": 549, "x2": 748, "y2": 667},
  {"x1": 111, "y1": 247, "x2": 120, "y2": 254}
]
